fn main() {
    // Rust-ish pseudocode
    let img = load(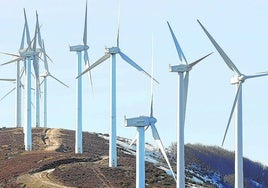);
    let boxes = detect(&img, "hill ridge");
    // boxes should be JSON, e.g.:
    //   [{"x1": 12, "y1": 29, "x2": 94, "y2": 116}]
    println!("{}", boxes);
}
[{"x1": 0, "y1": 127, "x2": 267, "y2": 187}]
